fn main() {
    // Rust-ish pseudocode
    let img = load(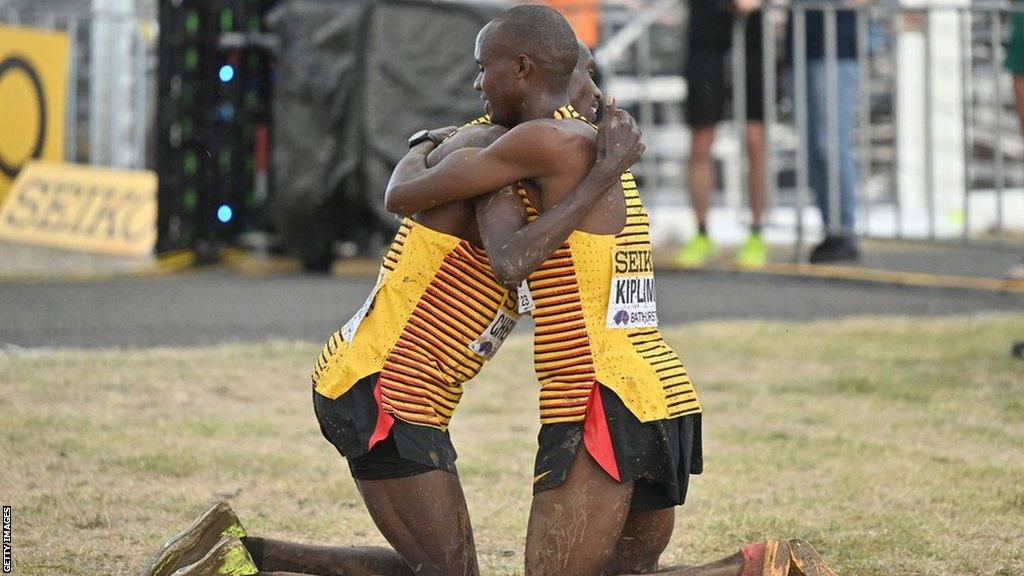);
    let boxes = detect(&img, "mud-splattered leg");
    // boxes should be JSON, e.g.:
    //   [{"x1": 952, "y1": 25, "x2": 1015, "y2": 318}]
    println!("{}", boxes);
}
[
  {"x1": 244, "y1": 537, "x2": 414, "y2": 576},
  {"x1": 358, "y1": 470, "x2": 478, "y2": 576},
  {"x1": 605, "y1": 508, "x2": 676, "y2": 574},
  {"x1": 246, "y1": 469, "x2": 475, "y2": 576},
  {"x1": 525, "y1": 447, "x2": 634, "y2": 576}
]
